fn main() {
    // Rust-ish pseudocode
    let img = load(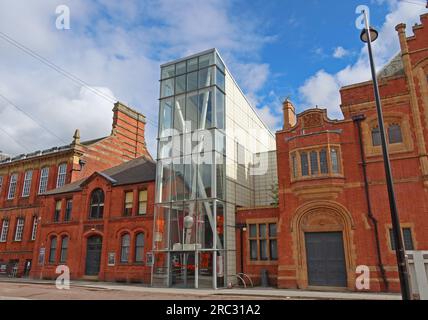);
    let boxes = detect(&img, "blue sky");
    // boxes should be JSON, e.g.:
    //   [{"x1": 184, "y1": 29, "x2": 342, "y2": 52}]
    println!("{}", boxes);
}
[{"x1": 0, "y1": 0, "x2": 427, "y2": 156}]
